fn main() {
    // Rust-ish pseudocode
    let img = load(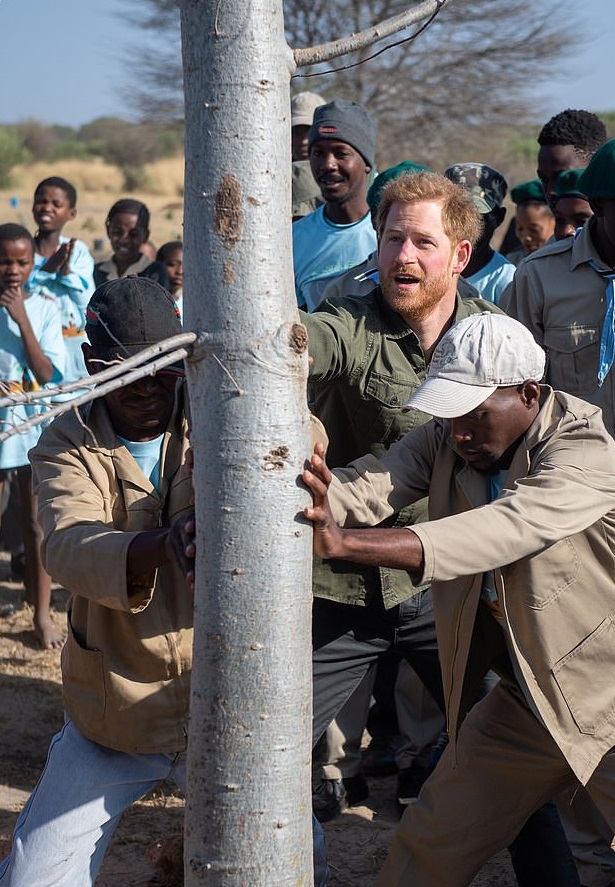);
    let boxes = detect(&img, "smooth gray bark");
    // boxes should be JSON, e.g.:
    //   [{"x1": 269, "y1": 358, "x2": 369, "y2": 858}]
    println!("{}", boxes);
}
[{"x1": 180, "y1": 0, "x2": 313, "y2": 884}]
